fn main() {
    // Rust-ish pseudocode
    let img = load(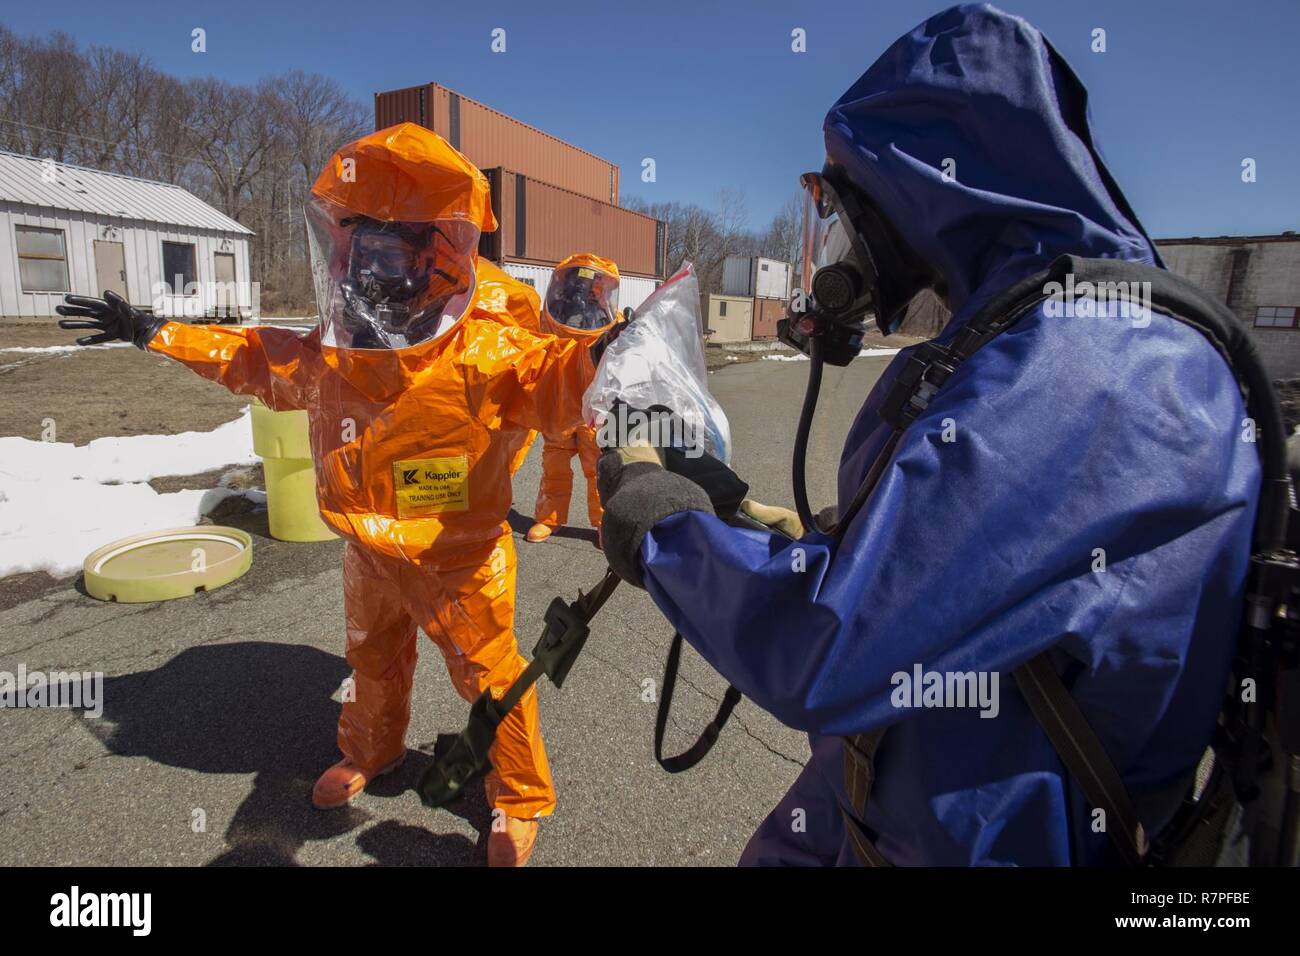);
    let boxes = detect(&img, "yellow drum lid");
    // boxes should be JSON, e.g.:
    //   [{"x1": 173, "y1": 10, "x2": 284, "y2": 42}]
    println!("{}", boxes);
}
[{"x1": 83, "y1": 526, "x2": 253, "y2": 603}]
